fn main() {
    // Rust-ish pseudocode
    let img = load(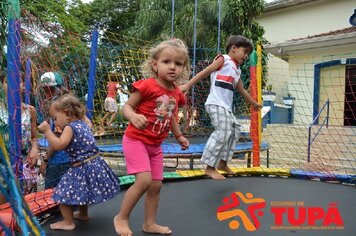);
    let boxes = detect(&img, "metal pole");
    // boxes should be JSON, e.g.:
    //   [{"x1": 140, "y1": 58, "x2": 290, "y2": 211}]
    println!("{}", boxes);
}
[
  {"x1": 217, "y1": 0, "x2": 221, "y2": 53},
  {"x1": 86, "y1": 29, "x2": 99, "y2": 120},
  {"x1": 171, "y1": 0, "x2": 175, "y2": 37},
  {"x1": 307, "y1": 126, "x2": 311, "y2": 162},
  {"x1": 192, "y1": 0, "x2": 198, "y2": 109}
]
